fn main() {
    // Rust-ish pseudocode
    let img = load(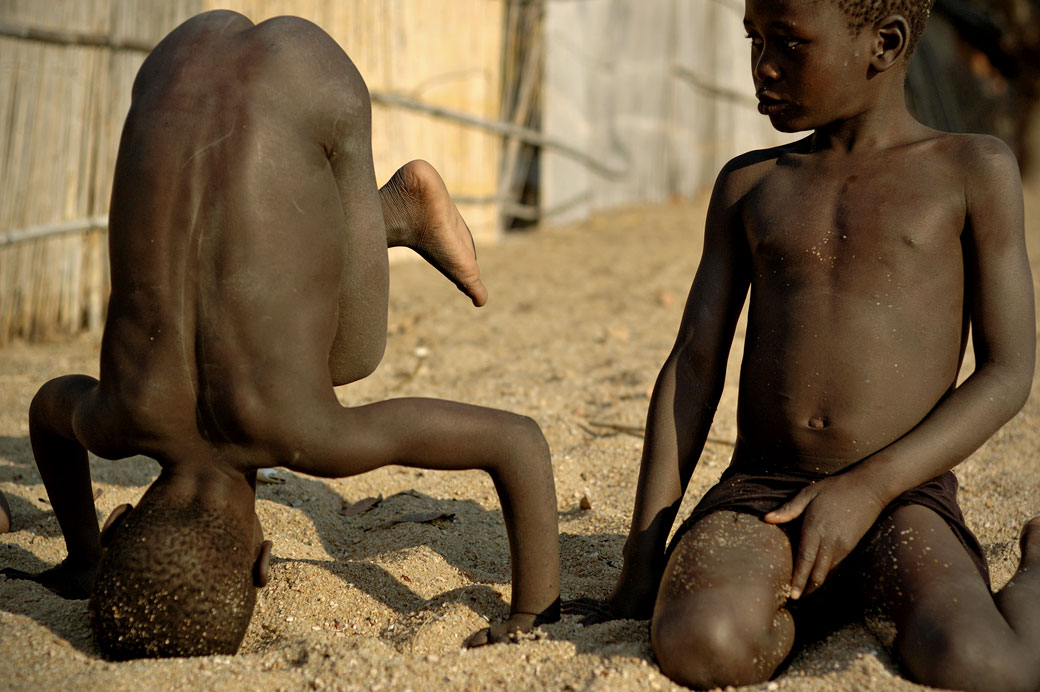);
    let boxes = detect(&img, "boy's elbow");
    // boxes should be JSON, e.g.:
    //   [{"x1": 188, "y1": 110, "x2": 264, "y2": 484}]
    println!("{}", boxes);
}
[
  {"x1": 990, "y1": 360, "x2": 1033, "y2": 418},
  {"x1": 1007, "y1": 376, "x2": 1032, "y2": 416}
]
